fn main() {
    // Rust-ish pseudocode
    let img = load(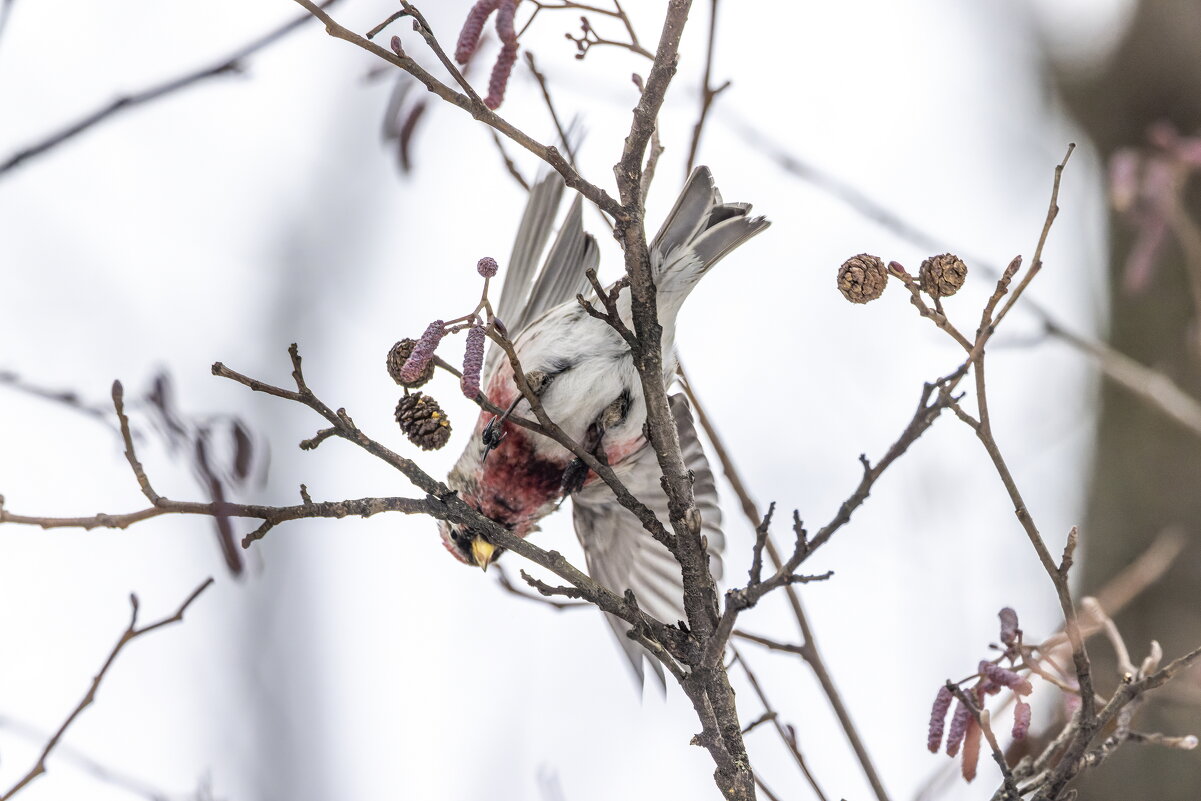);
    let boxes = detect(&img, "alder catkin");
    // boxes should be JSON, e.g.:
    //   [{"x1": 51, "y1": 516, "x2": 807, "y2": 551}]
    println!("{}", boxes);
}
[
  {"x1": 928, "y1": 685, "x2": 954, "y2": 753},
  {"x1": 400, "y1": 320, "x2": 445, "y2": 385},
  {"x1": 455, "y1": 0, "x2": 500, "y2": 64},
  {"x1": 461, "y1": 325, "x2": 486, "y2": 399},
  {"x1": 388, "y1": 338, "x2": 433, "y2": 388}
]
